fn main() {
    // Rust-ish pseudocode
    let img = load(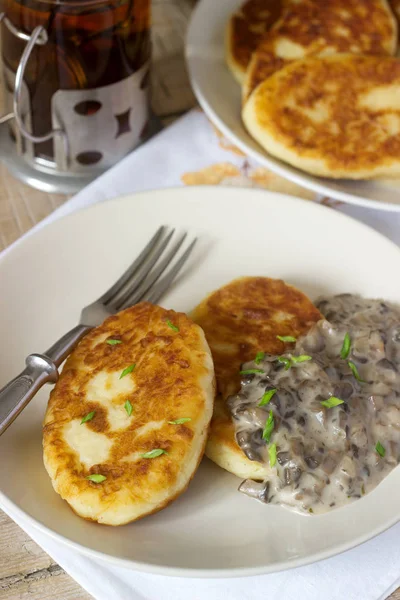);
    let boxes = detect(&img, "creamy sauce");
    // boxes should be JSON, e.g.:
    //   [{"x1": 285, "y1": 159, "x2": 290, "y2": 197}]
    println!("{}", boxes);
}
[{"x1": 228, "y1": 294, "x2": 400, "y2": 514}]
